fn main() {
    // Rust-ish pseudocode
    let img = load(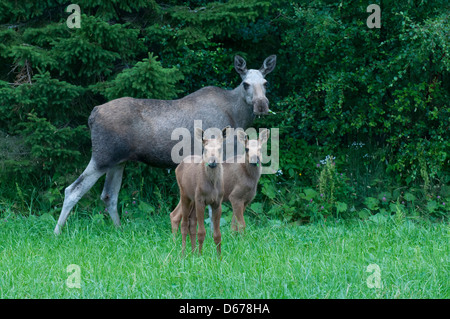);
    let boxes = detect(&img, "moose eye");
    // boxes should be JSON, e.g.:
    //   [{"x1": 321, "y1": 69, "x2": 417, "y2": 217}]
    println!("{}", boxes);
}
[
  {"x1": 263, "y1": 81, "x2": 269, "y2": 88},
  {"x1": 243, "y1": 82, "x2": 250, "y2": 90}
]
